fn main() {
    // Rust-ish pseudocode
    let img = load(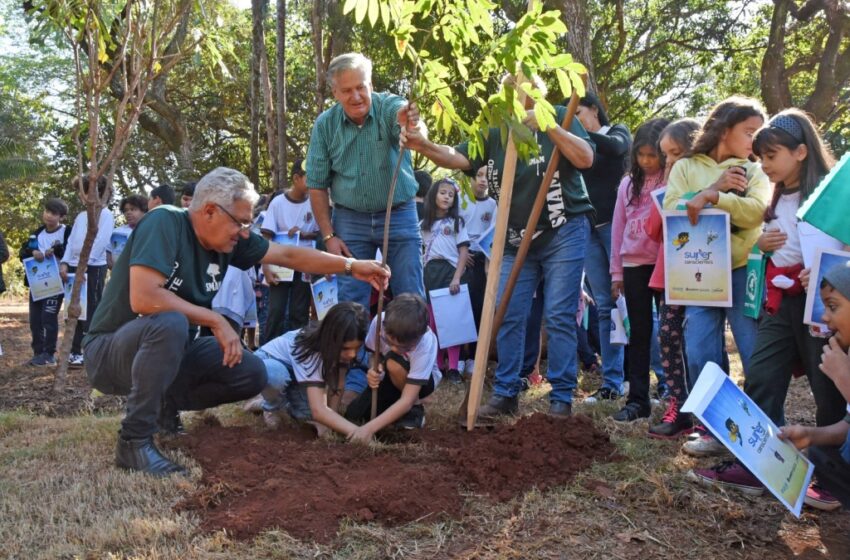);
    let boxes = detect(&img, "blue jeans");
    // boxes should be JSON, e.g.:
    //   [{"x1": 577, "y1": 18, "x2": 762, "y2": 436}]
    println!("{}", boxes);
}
[
  {"x1": 332, "y1": 200, "x2": 424, "y2": 308},
  {"x1": 684, "y1": 267, "x2": 758, "y2": 387},
  {"x1": 520, "y1": 281, "x2": 544, "y2": 375},
  {"x1": 583, "y1": 223, "x2": 624, "y2": 392},
  {"x1": 255, "y1": 349, "x2": 312, "y2": 419},
  {"x1": 494, "y1": 216, "x2": 589, "y2": 404}
]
